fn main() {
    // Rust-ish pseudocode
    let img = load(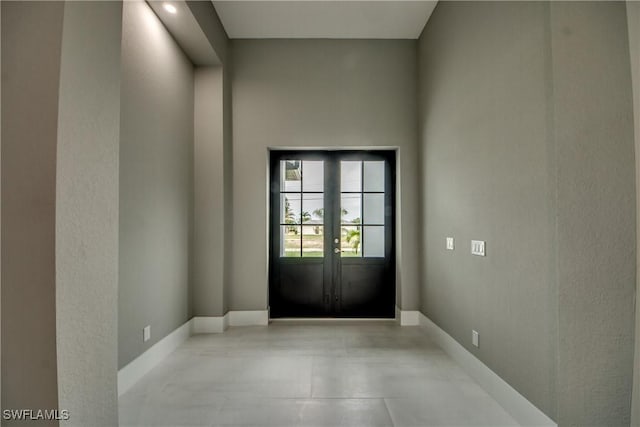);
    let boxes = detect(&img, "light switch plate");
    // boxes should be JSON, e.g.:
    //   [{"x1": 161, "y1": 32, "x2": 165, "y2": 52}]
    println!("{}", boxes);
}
[
  {"x1": 472, "y1": 330, "x2": 479, "y2": 347},
  {"x1": 446, "y1": 237, "x2": 454, "y2": 250},
  {"x1": 143, "y1": 325, "x2": 151, "y2": 342},
  {"x1": 471, "y1": 240, "x2": 485, "y2": 256}
]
